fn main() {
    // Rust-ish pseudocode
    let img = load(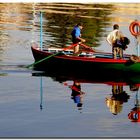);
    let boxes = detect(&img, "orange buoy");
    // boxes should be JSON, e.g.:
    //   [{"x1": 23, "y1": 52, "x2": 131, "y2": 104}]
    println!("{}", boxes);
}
[{"x1": 129, "y1": 21, "x2": 140, "y2": 36}]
